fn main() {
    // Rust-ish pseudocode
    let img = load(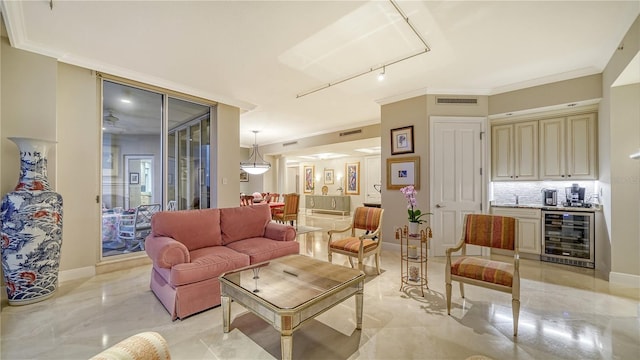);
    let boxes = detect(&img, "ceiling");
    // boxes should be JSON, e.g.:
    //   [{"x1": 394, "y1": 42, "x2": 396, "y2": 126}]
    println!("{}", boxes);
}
[{"x1": 1, "y1": 1, "x2": 639, "y2": 155}]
